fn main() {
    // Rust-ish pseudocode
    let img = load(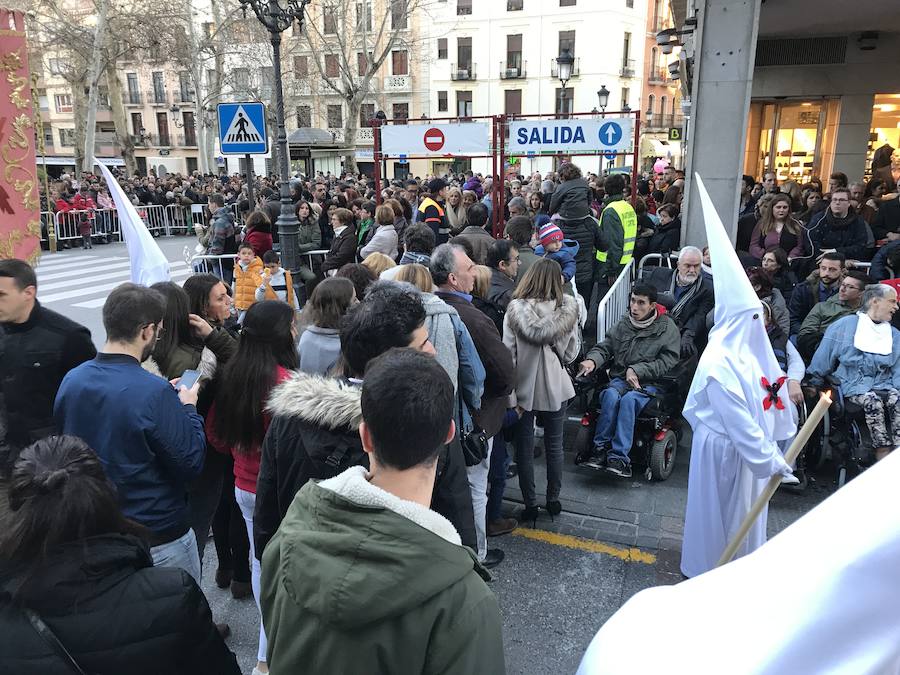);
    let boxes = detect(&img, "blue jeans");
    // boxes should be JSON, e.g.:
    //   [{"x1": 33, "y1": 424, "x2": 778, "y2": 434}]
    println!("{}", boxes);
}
[
  {"x1": 487, "y1": 435, "x2": 510, "y2": 522},
  {"x1": 592, "y1": 378, "x2": 656, "y2": 464},
  {"x1": 514, "y1": 406, "x2": 565, "y2": 508},
  {"x1": 150, "y1": 529, "x2": 202, "y2": 584}
]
